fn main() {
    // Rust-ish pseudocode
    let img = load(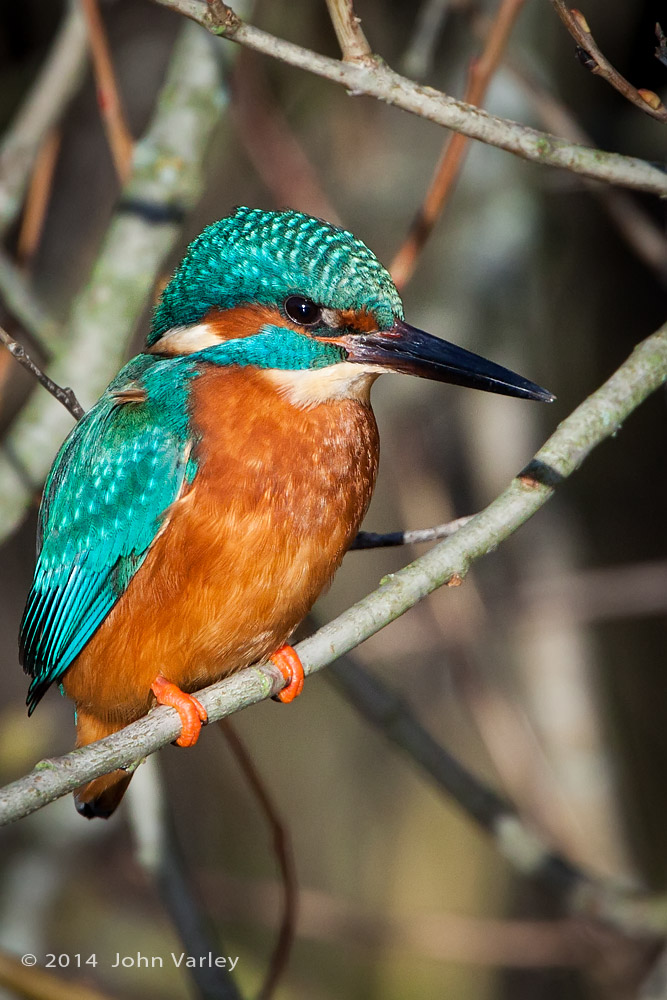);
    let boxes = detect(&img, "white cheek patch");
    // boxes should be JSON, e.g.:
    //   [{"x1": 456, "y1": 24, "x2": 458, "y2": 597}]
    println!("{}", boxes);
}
[
  {"x1": 151, "y1": 323, "x2": 222, "y2": 355},
  {"x1": 264, "y1": 363, "x2": 384, "y2": 409}
]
